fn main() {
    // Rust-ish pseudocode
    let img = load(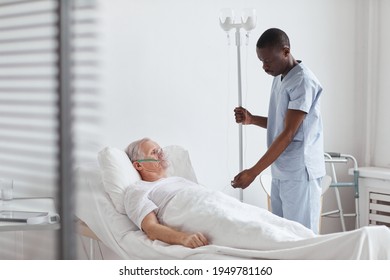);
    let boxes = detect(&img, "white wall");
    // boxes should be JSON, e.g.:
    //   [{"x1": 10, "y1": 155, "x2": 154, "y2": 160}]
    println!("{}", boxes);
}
[
  {"x1": 97, "y1": 0, "x2": 382, "y2": 233},
  {"x1": 373, "y1": 0, "x2": 390, "y2": 168}
]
